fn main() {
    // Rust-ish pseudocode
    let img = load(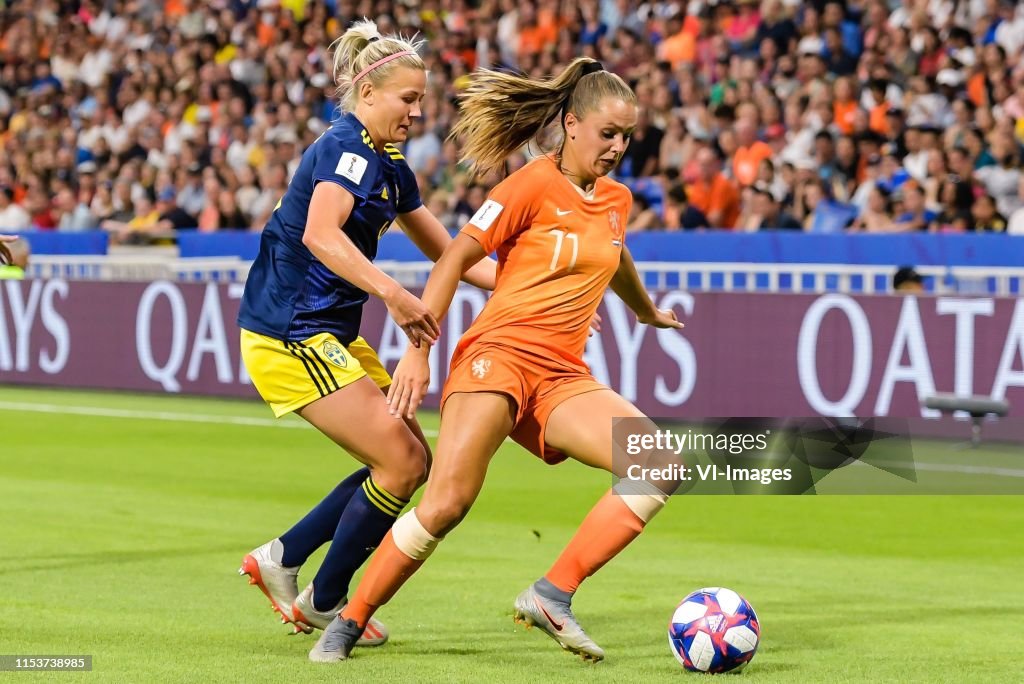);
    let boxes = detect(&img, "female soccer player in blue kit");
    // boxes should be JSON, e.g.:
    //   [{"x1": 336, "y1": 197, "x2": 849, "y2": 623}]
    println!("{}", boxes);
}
[{"x1": 236, "y1": 20, "x2": 496, "y2": 646}]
